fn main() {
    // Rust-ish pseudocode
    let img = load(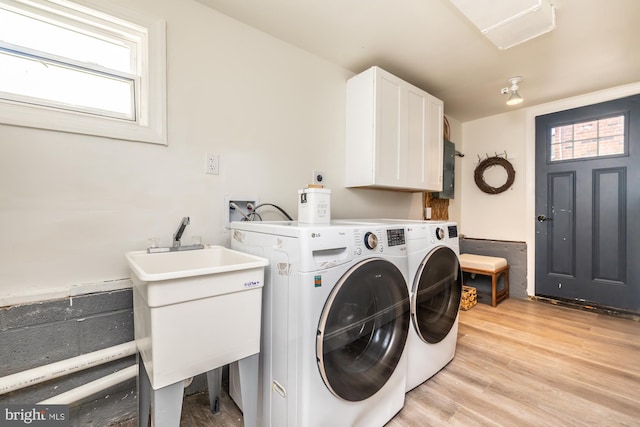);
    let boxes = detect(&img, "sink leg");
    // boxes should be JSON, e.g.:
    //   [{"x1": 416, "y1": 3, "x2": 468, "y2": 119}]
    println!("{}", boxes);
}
[
  {"x1": 137, "y1": 355, "x2": 151, "y2": 427},
  {"x1": 206, "y1": 368, "x2": 222, "y2": 414},
  {"x1": 150, "y1": 381, "x2": 184, "y2": 427},
  {"x1": 238, "y1": 353, "x2": 259, "y2": 427}
]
